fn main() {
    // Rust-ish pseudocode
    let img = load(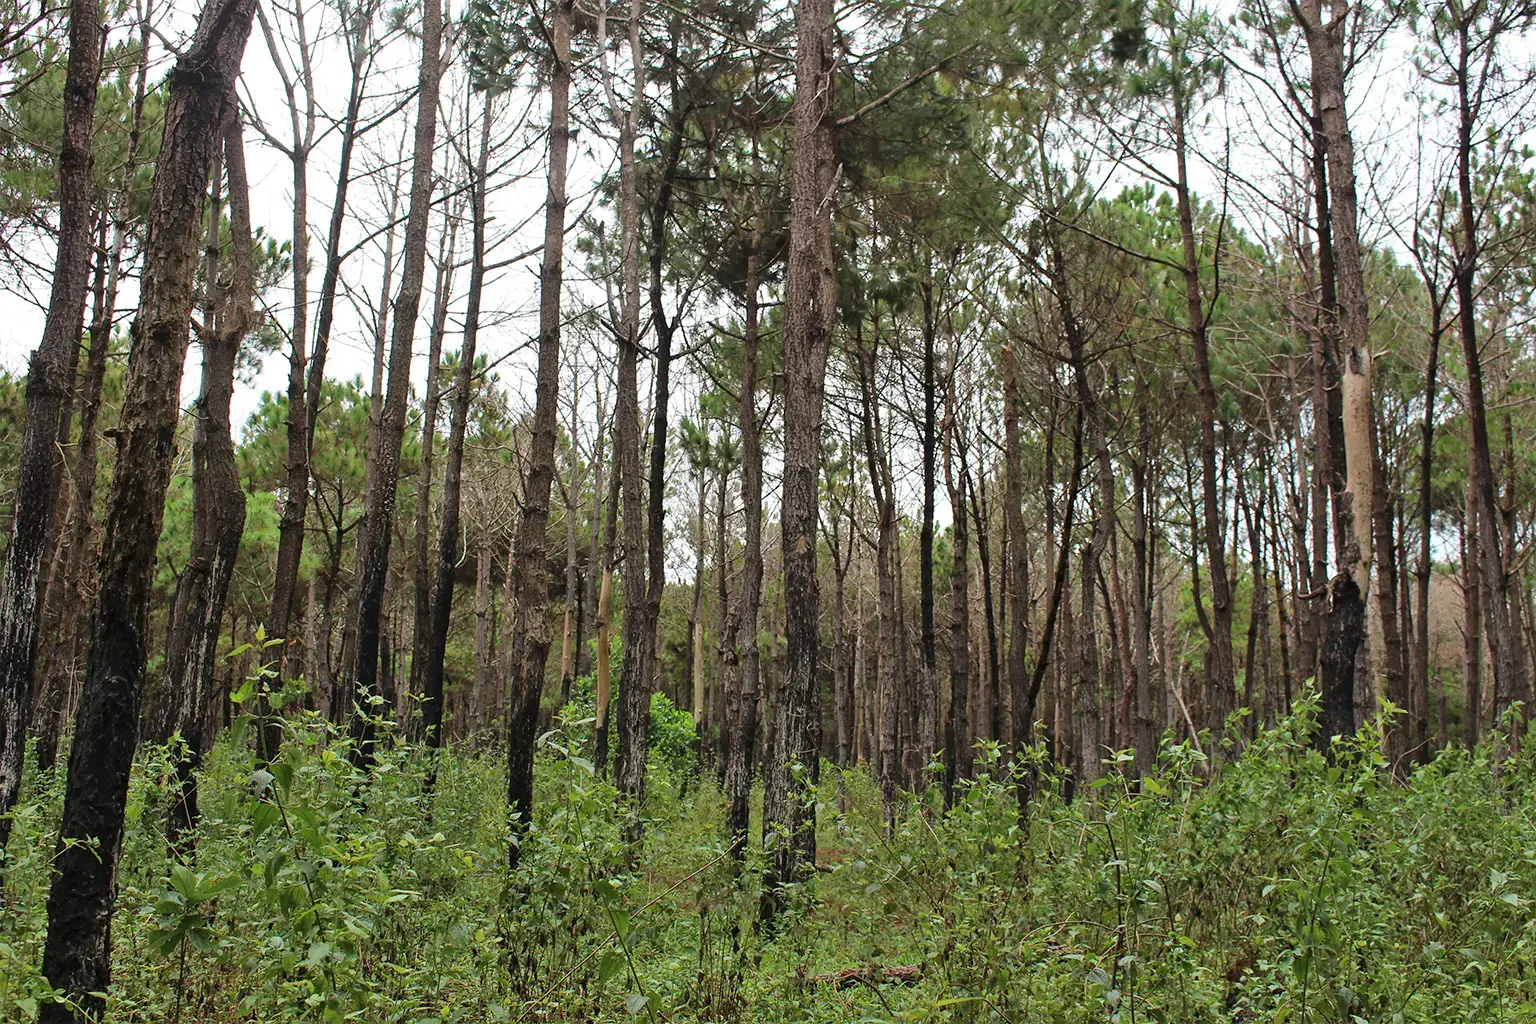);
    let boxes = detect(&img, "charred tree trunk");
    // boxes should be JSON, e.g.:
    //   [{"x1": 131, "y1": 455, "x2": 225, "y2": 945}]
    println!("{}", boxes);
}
[
  {"x1": 265, "y1": 0, "x2": 369, "y2": 699},
  {"x1": 759, "y1": 0, "x2": 835, "y2": 926},
  {"x1": 610, "y1": 0, "x2": 650, "y2": 811},
  {"x1": 164, "y1": 113, "x2": 254, "y2": 850},
  {"x1": 1131, "y1": 408, "x2": 1156, "y2": 778},
  {"x1": 503, "y1": 0, "x2": 570, "y2": 867},
  {"x1": 1300, "y1": 0, "x2": 1374, "y2": 744},
  {"x1": 38, "y1": 0, "x2": 255, "y2": 1013},
  {"x1": 410, "y1": 212, "x2": 462, "y2": 738},
  {"x1": 918, "y1": 277, "x2": 939, "y2": 781},
  {"x1": 1451, "y1": 18, "x2": 1527, "y2": 729},
  {"x1": 942, "y1": 398, "x2": 972, "y2": 806},
  {"x1": 0, "y1": 0, "x2": 102, "y2": 854},
  {"x1": 722, "y1": 212, "x2": 764, "y2": 861}
]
